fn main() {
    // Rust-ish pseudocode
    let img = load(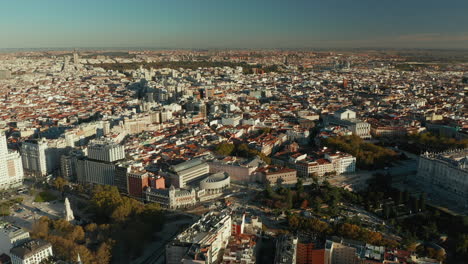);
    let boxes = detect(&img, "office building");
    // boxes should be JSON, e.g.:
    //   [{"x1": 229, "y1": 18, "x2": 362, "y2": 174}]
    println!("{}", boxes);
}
[
  {"x1": 75, "y1": 139, "x2": 126, "y2": 186},
  {"x1": 20, "y1": 139, "x2": 48, "y2": 177},
  {"x1": 168, "y1": 159, "x2": 209, "y2": 188},
  {"x1": 87, "y1": 139, "x2": 125, "y2": 163},
  {"x1": 77, "y1": 159, "x2": 116, "y2": 186},
  {"x1": 166, "y1": 210, "x2": 231, "y2": 264},
  {"x1": 127, "y1": 169, "x2": 149, "y2": 199}
]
